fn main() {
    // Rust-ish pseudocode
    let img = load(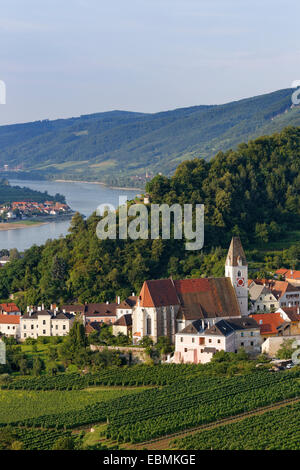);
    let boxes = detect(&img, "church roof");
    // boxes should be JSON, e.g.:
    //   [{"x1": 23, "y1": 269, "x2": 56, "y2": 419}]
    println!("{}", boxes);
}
[
  {"x1": 138, "y1": 277, "x2": 241, "y2": 319},
  {"x1": 139, "y1": 279, "x2": 179, "y2": 307},
  {"x1": 226, "y1": 236, "x2": 247, "y2": 267}
]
